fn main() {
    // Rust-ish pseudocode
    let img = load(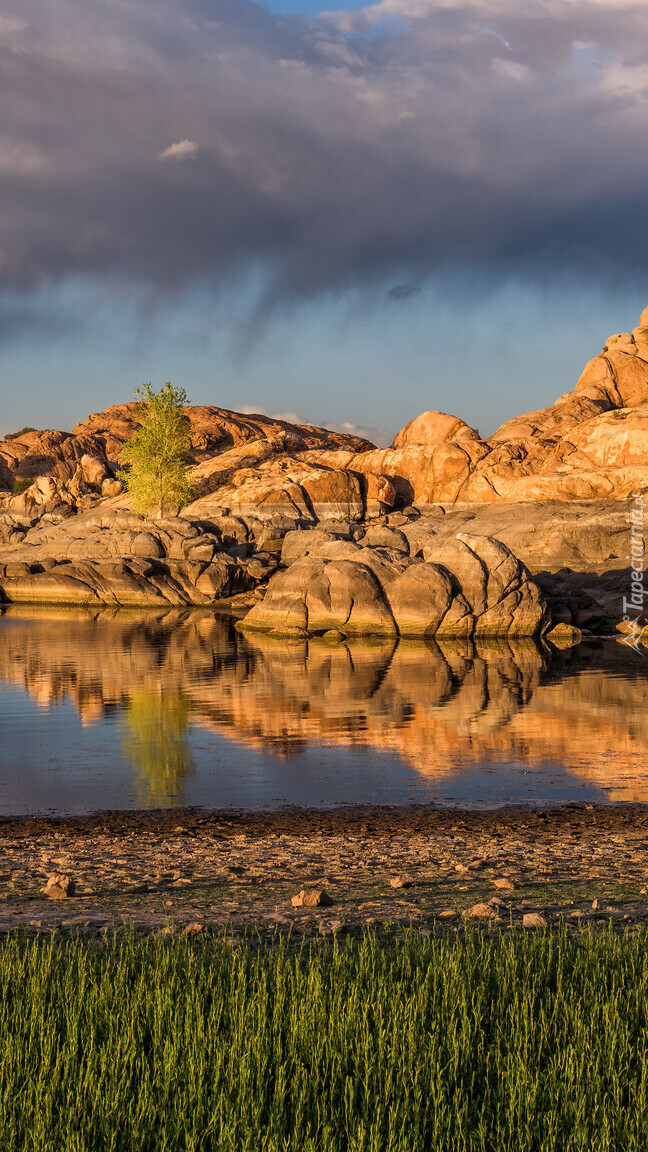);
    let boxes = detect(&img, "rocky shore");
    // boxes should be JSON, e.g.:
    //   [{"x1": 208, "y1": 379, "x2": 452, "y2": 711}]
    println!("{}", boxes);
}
[
  {"x1": 1, "y1": 309, "x2": 647, "y2": 640},
  {"x1": 1, "y1": 804, "x2": 648, "y2": 938}
]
